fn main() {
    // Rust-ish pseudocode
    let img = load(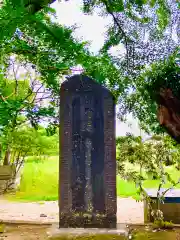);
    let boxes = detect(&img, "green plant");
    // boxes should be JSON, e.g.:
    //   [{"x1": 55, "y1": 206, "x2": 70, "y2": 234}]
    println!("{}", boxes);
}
[
  {"x1": 117, "y1": 133, "x2": 180, "y2": 222},
  {"x1": 153, "y1": 220, "x2": 174, "y2": 230}
]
